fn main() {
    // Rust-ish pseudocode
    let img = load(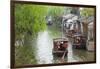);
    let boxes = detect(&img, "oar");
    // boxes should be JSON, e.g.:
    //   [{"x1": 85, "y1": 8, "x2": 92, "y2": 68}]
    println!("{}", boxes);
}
[{"x1": 61, "y1": 50, "x2": 66, "y2": 59}]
